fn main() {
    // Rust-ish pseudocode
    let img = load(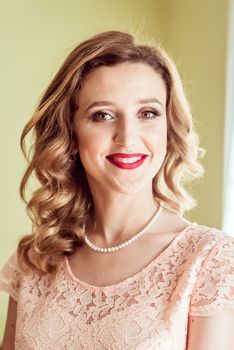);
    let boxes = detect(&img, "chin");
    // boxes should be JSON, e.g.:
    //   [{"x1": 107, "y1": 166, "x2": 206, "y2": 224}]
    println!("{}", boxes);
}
[{"x1": 111, "y1": 178, "x2": 151, "y2": 194}]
